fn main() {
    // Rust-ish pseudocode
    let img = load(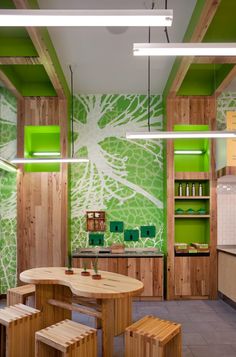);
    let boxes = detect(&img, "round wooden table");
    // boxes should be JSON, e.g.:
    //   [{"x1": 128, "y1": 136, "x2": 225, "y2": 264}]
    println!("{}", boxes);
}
[{"x1": 20, "y1": 267, "x2": 144, "y2": 357}]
